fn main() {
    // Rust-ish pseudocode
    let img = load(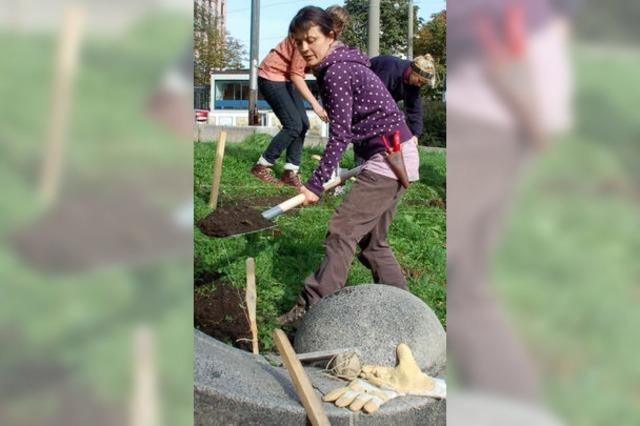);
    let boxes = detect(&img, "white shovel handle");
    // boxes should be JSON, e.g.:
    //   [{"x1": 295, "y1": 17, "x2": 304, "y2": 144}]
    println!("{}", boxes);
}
[{"x1": 262, "y1": 166, "x2": 361, "y2": 220}]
